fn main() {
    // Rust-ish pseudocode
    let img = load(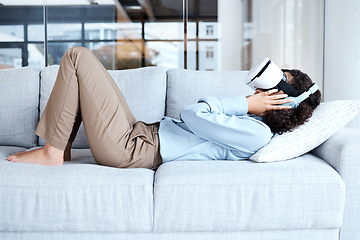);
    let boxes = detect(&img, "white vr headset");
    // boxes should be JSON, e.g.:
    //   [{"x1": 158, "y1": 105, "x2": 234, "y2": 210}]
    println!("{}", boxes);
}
[{"x1": 245, "y1": 58, "x2": 319, "y2": 109}]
